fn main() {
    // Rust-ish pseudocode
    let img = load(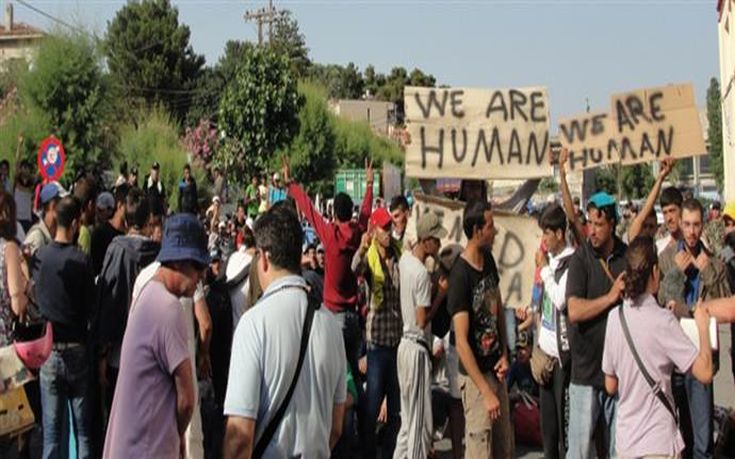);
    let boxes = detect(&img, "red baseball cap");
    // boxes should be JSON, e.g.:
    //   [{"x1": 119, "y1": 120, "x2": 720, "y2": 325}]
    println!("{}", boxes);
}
[{"x1": 370, "y1": 208, "x2": 392, "y2": 230}]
